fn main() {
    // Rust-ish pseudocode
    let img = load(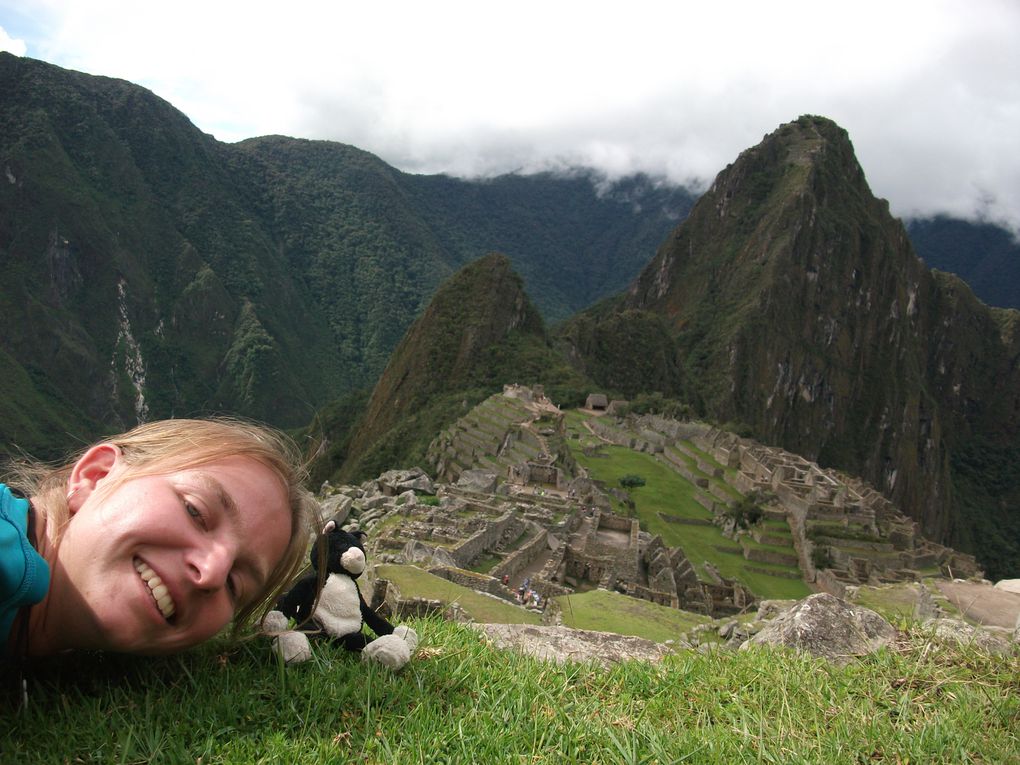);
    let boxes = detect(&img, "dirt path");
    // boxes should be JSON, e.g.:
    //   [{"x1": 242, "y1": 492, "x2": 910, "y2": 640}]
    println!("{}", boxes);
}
[{"x1": 935, "y1": 580, "x2": 1020, "y2": 629}]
